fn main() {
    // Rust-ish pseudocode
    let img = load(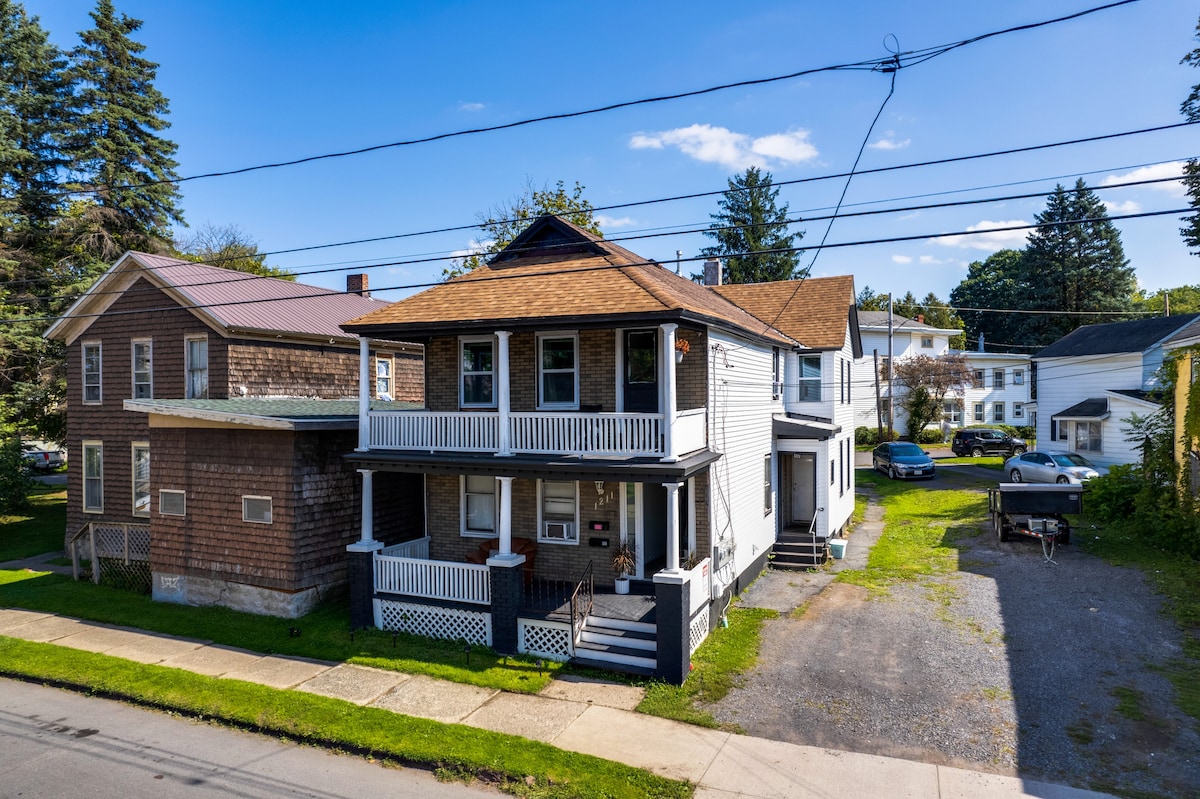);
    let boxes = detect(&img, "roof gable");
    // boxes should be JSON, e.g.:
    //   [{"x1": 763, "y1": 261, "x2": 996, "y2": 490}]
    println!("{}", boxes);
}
[
  {"x1": 1033, "y1": 314, "x2": 1200, "y2": 359},
  {"x1": 712, "y1": 276, "x2": 861, "y2": 354}
]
